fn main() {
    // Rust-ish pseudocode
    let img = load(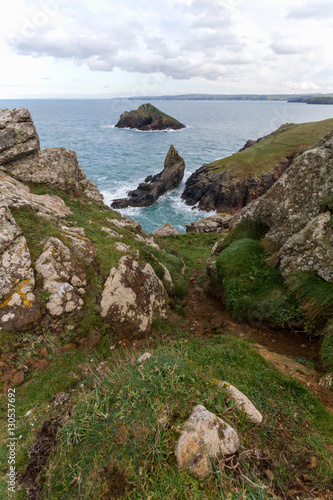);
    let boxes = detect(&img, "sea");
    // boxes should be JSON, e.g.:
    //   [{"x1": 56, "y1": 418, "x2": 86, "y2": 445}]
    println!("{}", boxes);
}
[{"x1": 1, "y1": 98, "x2": 333, "y2": 233}]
